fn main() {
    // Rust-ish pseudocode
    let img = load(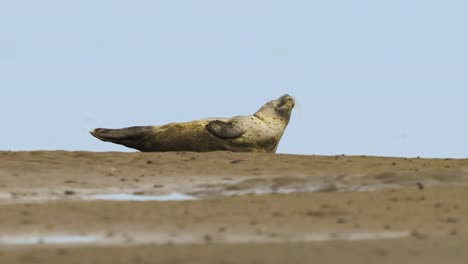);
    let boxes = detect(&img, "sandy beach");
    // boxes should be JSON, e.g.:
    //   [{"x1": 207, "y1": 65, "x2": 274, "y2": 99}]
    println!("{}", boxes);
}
[{"x1": 1, "y1": 151, "x2": 467, "y2": 263}]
